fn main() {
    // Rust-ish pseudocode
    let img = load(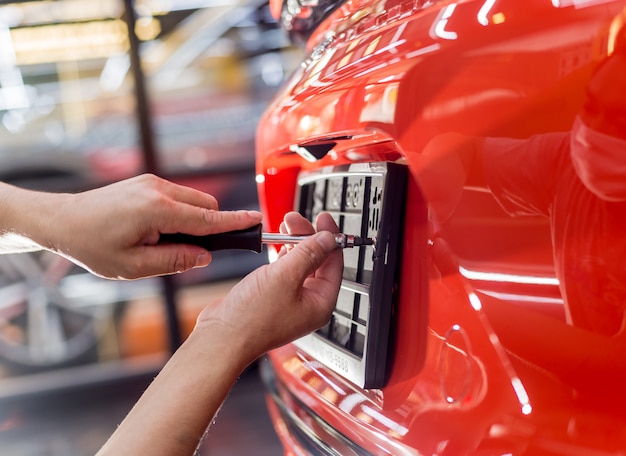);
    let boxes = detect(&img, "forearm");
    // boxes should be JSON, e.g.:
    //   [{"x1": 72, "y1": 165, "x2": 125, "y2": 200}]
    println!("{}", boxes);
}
[
  {"x1": 97, "y1": 321, "x2": 254, "y2": 456},
  {"x1": 0, "y1": 182, "x2": 65, "y2": 253},
  {"x1": 0, "y1": 175, "x2": 263, "y2": 279}
]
